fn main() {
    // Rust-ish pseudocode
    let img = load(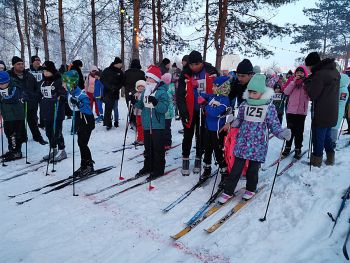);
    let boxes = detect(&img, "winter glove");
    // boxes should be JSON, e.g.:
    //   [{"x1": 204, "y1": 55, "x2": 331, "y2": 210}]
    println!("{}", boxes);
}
[
  {"x1": 231, "y1": 118, "x2": 242, "y2": 128},
  {"x1": 197, "y1": 96, "x2": 207, "y2": 105},
  {"x1": 70, "y1": 96, "x2": 81, "y2": 107},
  {"x1": 277, "y1": 128, "x2": 291, "y2": 141},
  {"x1": 209, "y1": 98, "x2": 220, "y2": 107},
  {"x1": 147, "y1": 95, "x2": 158, "y2": 106},
  {"x1": 21, "y1": 92, "x2": 30, "y2": 103},
  {"x1": 225, "y1": 114, "x2": 235, "y2": 124},
  {"x1": 130, "y1": 94, "x2": 137, "y2": 105}
]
